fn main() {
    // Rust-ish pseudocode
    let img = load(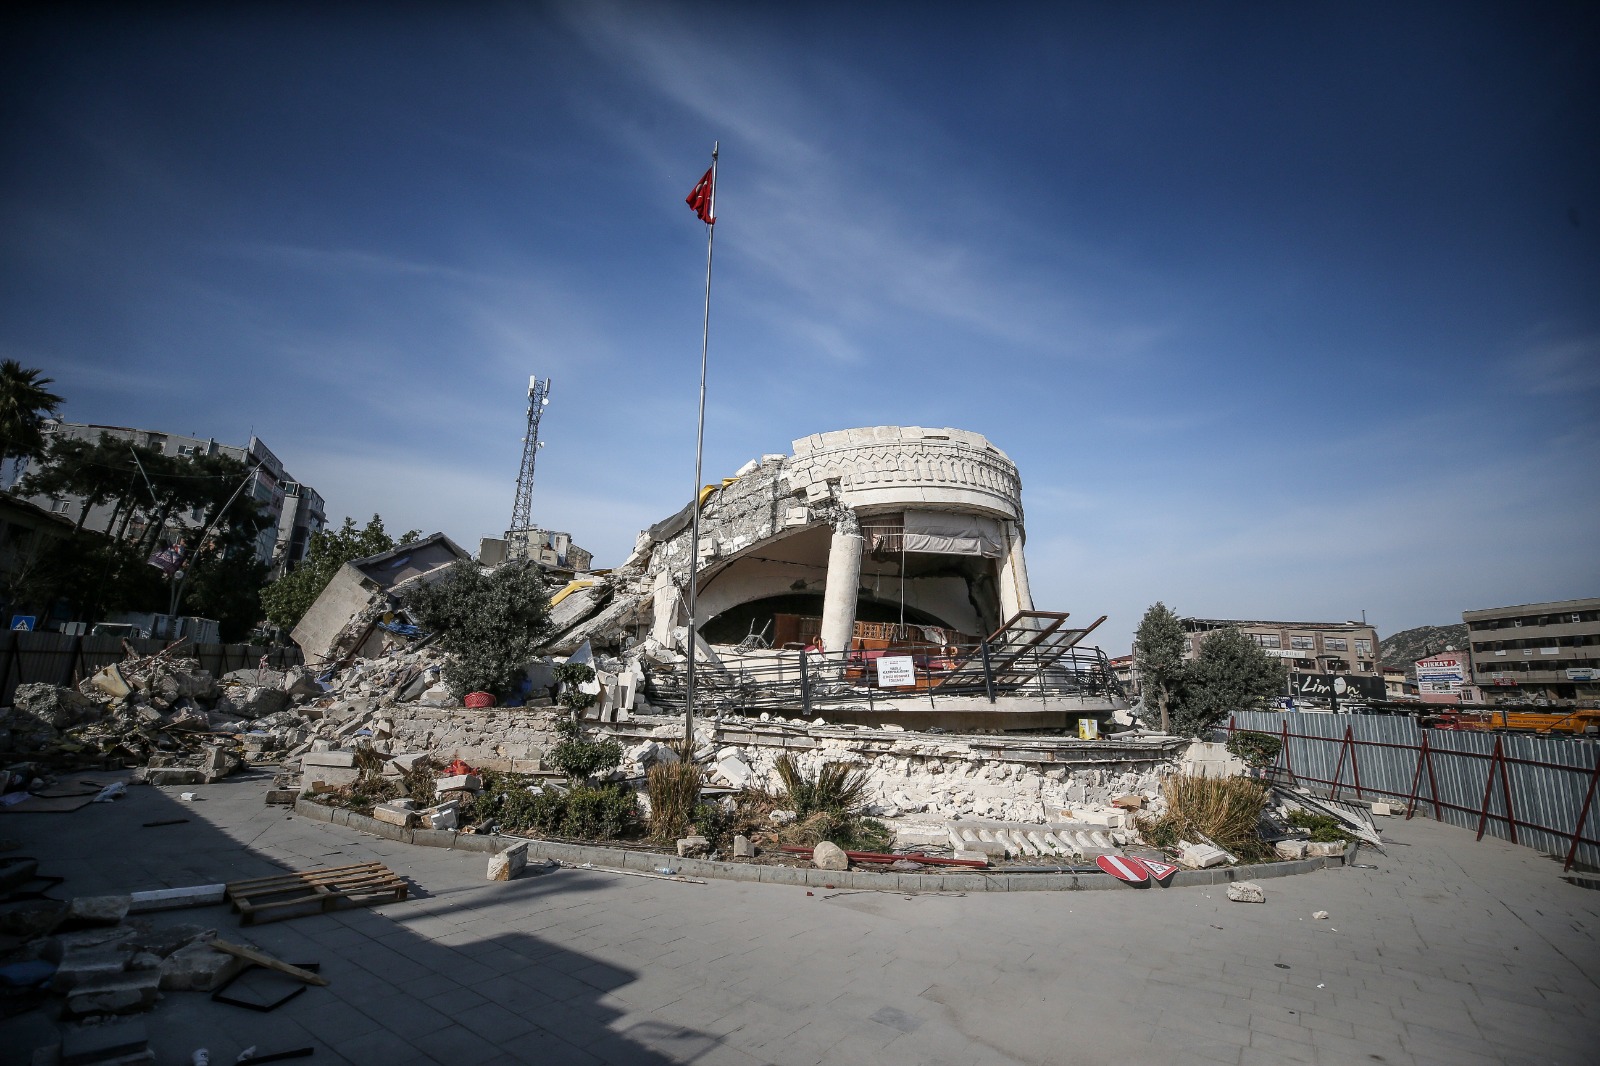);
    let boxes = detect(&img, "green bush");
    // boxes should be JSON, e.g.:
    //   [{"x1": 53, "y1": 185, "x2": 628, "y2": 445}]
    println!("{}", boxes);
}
[
  {"x1": 1225, "y1": 730, "x2": 1283, "y2": 769},
  {"x1": 547, "y1": 716, "x2": 623, "y2": 783},
  {"x1": 399, "y1": 558, "x2": 553, "y2": 698},
  {"x1": 1286, "y1": 809, "x2": 1353, "y2": 842}
]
